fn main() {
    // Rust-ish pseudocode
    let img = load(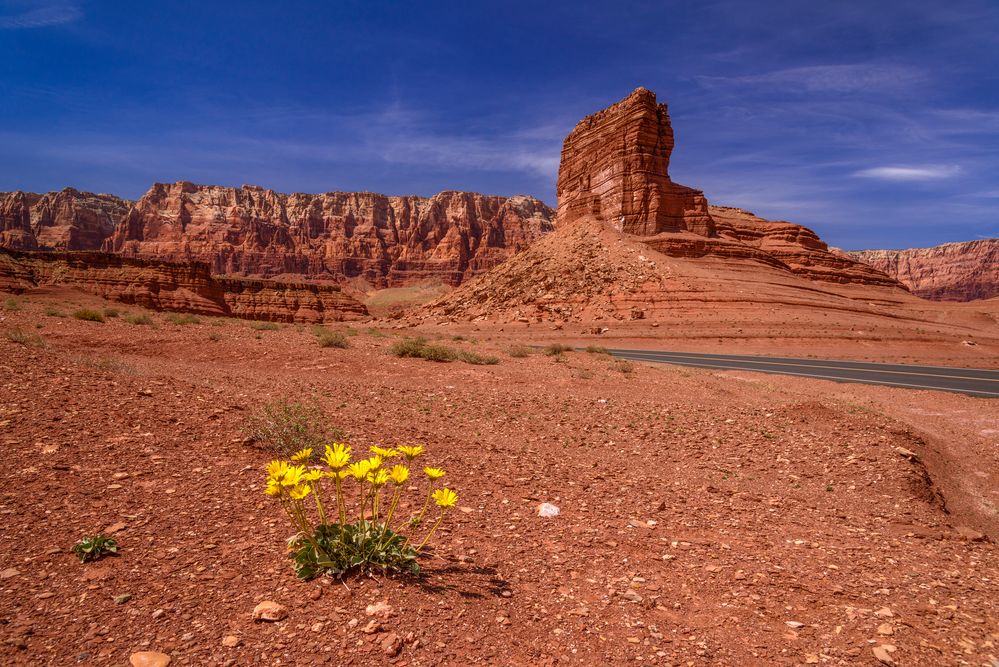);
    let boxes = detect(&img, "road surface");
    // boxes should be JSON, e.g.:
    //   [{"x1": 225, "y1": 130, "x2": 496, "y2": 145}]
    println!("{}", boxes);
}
[{"x1": 602, "y1": 349, "x2": 999, "y2": 398}]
